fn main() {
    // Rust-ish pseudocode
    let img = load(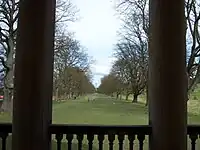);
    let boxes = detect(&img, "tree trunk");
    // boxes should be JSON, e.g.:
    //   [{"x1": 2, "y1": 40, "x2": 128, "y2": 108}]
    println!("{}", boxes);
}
[
  {"x1": 116, "y1": 92, "x2": 119, "y2": 99},
  {"x1": 55, "y1": 88, "x2": 59, "y2": 101},
  {"x1": 2, "y1": 37, "x2": 14, "y2": 112},
  {"x1": 132, "y1": 94, "x2": 138, "y2": 103},
  {"x1": 145, "y1": 94, "x2": 148, "y2": 106},
  {"x1": 125, "y1": 94, "x2": 129, "y2": 100},
  {"x1": 71, "y1": 92, "x2": 74, "y2": 99},
  {"x1": 2, "y1": 88, "x2": 12, "y2": 112}
]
